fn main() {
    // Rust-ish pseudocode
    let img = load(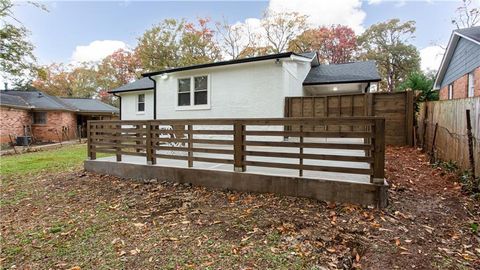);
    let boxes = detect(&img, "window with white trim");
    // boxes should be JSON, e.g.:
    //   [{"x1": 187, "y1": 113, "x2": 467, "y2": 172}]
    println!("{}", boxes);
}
[
  {"x1": 468, "y1": 72, "x2": 474, "y2": 97},
  {"x1": 448, "y1": 83, "x2": 453, "y2": 100},
  {"x1": 177, "y1": 75, "x2": 209, "y2": 107},
  {"x1": 137, "y1": 94, "x2": 145, "y2": 112}
]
